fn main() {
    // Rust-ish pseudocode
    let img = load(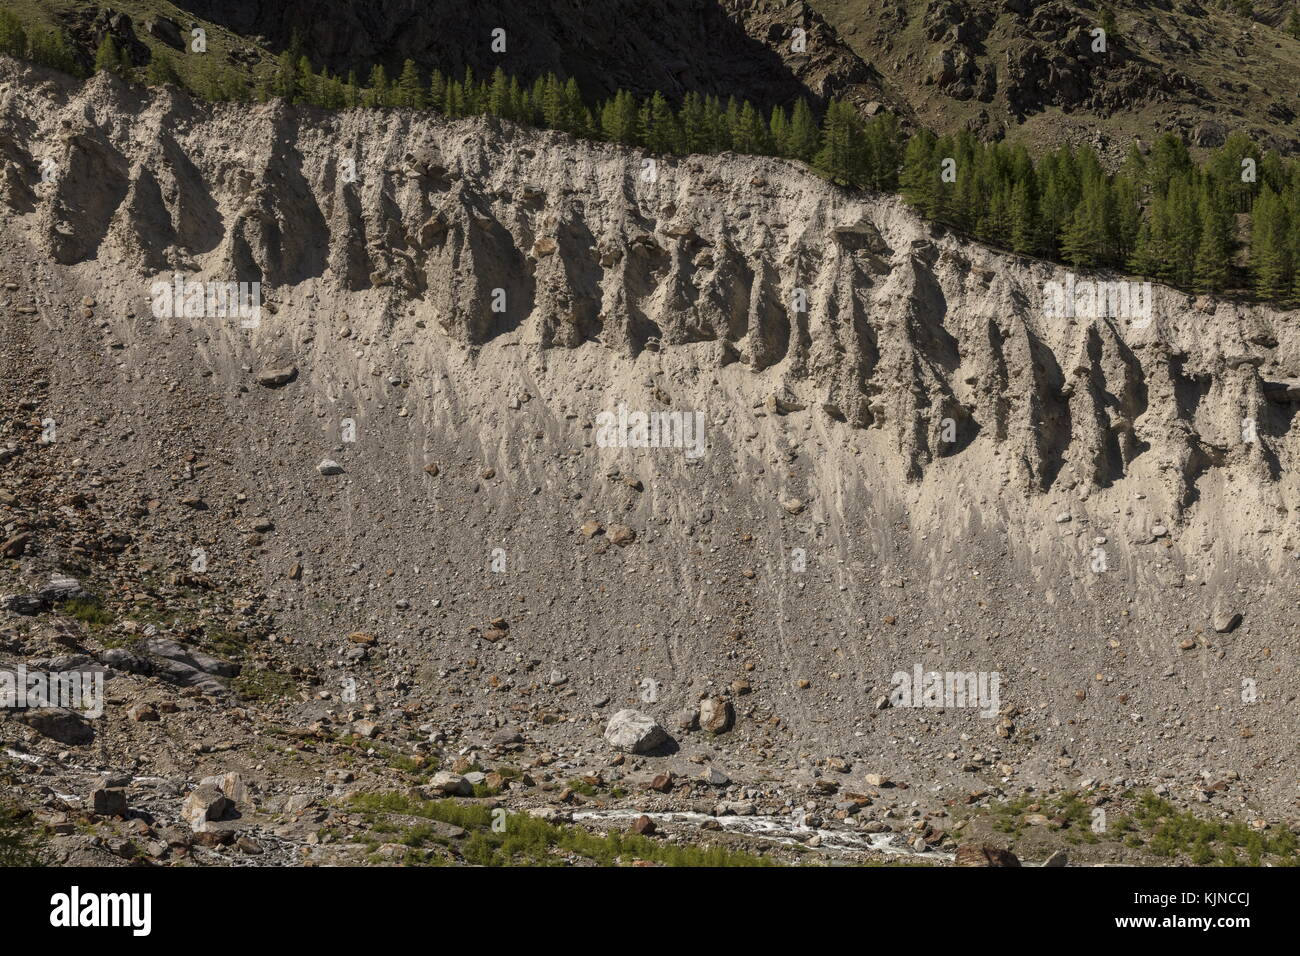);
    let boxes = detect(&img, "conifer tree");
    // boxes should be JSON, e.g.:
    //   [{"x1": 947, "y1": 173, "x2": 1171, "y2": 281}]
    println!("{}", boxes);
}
[
  {"x1": 145, "y1": 54, "x2": 181, "y2": 87},
  {"x1": 93, "y1": 34, "x2": 122, "y2": 75},
  {"x1": 769, "y1": 105, "x2": 789, "y2": 156},
  {"x1": 678, "y1": 93, "x2": 710, "y2": 154},
  {"x1": 1010, "y1": 179, "x2": 1037, "y2": 255},
  {"x1": 396, "y1": 59, "x2": 425, "y2": 108},
  {"x1": 1194, "y1": 194, "x2": 1232, "y2": 294},
  {"x1": 365, "y1": 64, "x2": 389, "y2": 108},
  {"x1": 862, "y1": 113, "x2": 901, "y2": 191},
  {"x1": 814, "y1": 99, "x2": 863, "y2": 186},
  {"x1": 732, "y1": 100, "x2": 768, "y2": 156},
  {"x1": 0, "y1": 11, "x2": 28, "y2": 59},
  {"x1": 1251, "y1": 186, "x2": 1291, "y2": 298},
  {"x1": 643, "y1": 91, "x2": 680, "y2": 153},
  {"x1": 600, "y1": 90, "x2": 640, "y2": 145},
  {"x1": 428, "y1": 70, "x2": 445, "y2": 112},
  {"x1": 1166, "y1": 173, "x2": 1202, "y2": 287},
  {"x1": 900, "y1": 131, "x2": 940, "y2": 219},
  {"x1": 1061, "y1": 178, "x2": 1110, "y2": 267},
  {"x1": 28, "y1": 28, "x2": 81, "y2": 76},
  {"x1": 786, "y1": 99, "x2": 820, "y2": 163}
]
